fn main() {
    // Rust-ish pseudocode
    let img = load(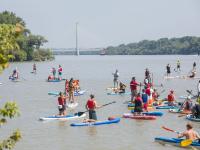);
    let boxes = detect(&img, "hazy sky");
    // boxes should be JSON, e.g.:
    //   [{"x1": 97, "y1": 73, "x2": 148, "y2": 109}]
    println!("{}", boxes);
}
[{"x1": 1, "y1": 0, "x2": 200, "y2": 48}]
